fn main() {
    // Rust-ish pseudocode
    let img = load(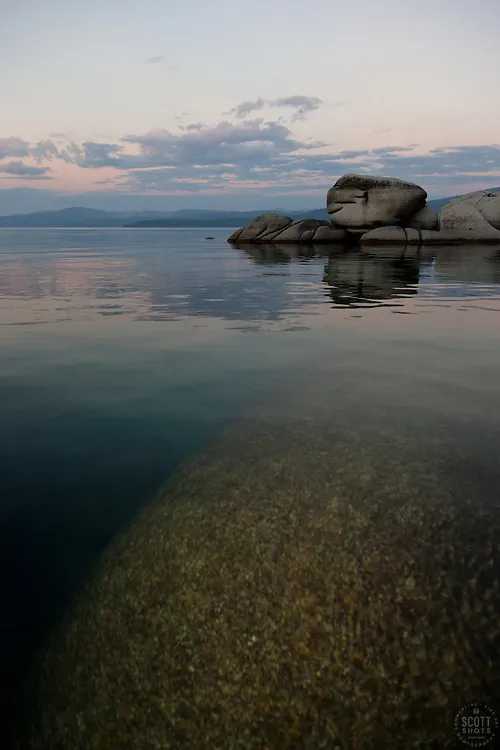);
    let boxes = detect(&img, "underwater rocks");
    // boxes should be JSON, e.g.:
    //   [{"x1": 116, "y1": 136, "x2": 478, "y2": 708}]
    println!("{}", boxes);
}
[{"x1": 26, "y1": 402, "x2": 500, "y2": 749}]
